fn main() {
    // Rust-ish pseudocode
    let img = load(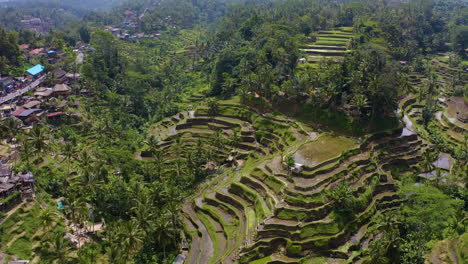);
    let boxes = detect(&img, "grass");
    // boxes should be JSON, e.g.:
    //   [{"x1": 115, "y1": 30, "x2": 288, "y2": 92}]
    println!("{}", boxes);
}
[
  {"x1": 1, "y1": 199, "x2": 66, "y2": 261},
  {"x1": 293, "y1": 134, "x2": 358, "y2": 167},
  {"x1": 315, "y1": 41, "x2": 348, "y2": 46},
  {"x1": 250, "y1": 256, "x2": 273, "y2": 264},
  {"x1": 6, "y1": 237, "x2": 32, "y2": 259},
  {"x1": 316, "y1": 37, "x2": 350, "y2": 42}
]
